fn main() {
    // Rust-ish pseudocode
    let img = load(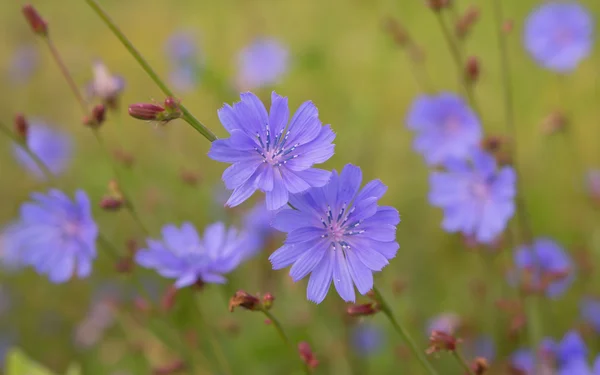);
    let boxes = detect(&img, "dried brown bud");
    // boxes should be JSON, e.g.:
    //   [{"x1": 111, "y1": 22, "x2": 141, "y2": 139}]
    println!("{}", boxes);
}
[
  {"x1": 152, "y1": 360, "x2": 186, "y2": 375},
  {"x1": 22, "y1": 5, "x2": 48, "y2": 36},
  {"x1": 180, "y1": 170, "x2": 201, "y2": 186},
  {"x1": 229, "y1": 290, "x2": 260, "y2": 312},
  {"x1": 14, "y1": 113, "x2": 28, "y2": 139},
  {"x1": 456, "y1": 5, "x2": 480, "y2": 39},
  {"x1": 298, "y1": 342, "x2": 319, "y2": 370},
  {"x1": 541, "y1": 111, "x2": 567, "y2": 135},
  {"x1": 99, "y1": 196, "x2": 124, "y2": 211},
  {"x1": 471, "y1": 357, "x2": 488, "y2": 375},
  {"x1": 262, "y1": 293, "x2": 275, "y2": 310},
  {"x1": 426, "y1": 330, "x2": 460, "y2": 354},
  {"x1": 465, "y1": 56, "x2": 480, "y2": 83},
  {"x1": 83, "y1": 104, "x2": 106, "y2": 128},
  {"x1": 160, "y1": 285, "x2": 178, "y2": 312},
  {"x1": 383, "y1": 17, "x2": 410, "y2": 48},
  {"x1": 347, "y1": 302, "x2": 380, "y2": 317},
  {"x1": 427, "y1": 0, "x2": 451, "y2": 11},
  {"x1": 481, "y1": 135, "x2": 512, "y2": 165}
]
